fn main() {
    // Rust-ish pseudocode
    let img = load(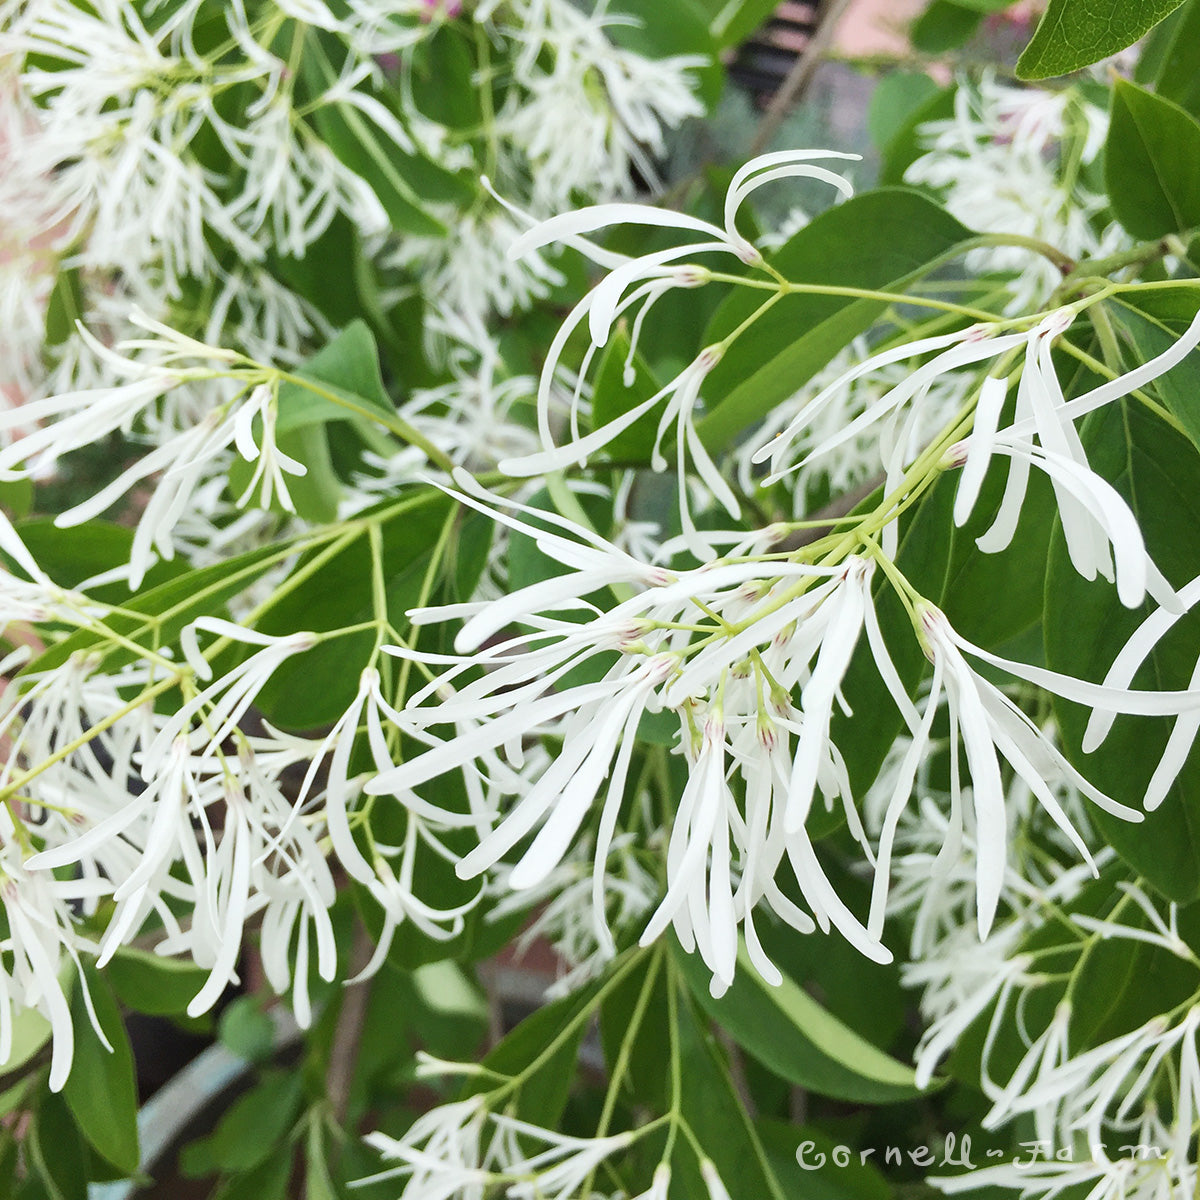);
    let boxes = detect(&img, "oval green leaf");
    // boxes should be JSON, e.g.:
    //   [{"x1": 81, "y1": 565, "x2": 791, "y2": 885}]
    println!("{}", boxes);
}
[
  {"x1": 1106, "y1": 78, "x2": 1200, "y2": 239},
  {"x1": 674, "y1": 939, "x2": 923, "y2": 1103},
  {"x1": 1017, "y1": 0, "x2": 1186, "y2": 80}
]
